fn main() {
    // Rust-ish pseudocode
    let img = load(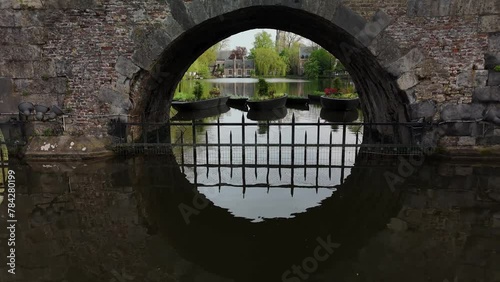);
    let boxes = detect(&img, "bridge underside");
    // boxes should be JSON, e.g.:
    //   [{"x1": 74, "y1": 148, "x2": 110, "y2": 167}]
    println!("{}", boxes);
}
[{"x1": 130, "y1": 5, "x2": 412, "y2": 143}]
